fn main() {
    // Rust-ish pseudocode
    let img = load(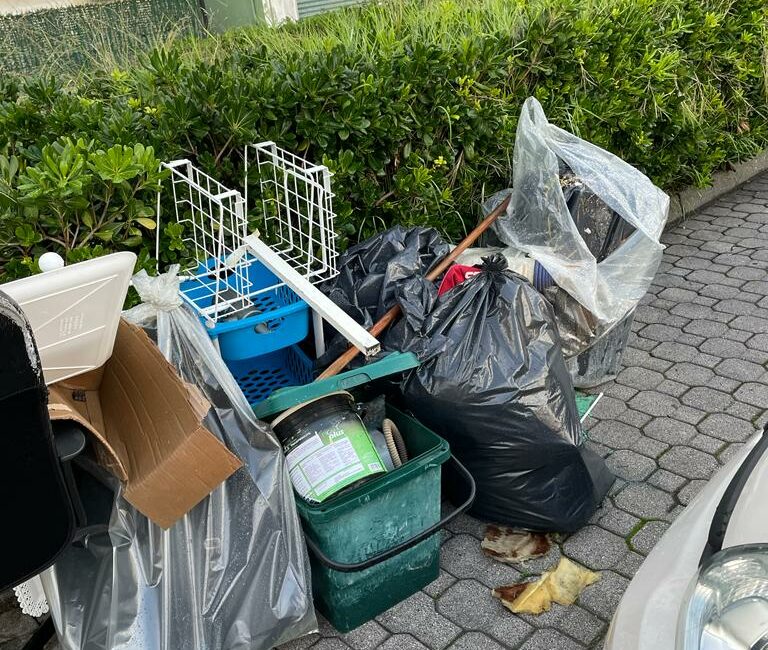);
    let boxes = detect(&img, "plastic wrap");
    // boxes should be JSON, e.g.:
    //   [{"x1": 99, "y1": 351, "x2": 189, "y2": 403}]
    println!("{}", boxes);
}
[
  {"x1": 388, "y1": 255, "x2": 613, "y2": 532},
  {"x1": 41, "y1": 268, "x2": 316, "y2": 650},
  {"x1": 494, "y1": 97, "x2": 669, "y2": 326}
]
